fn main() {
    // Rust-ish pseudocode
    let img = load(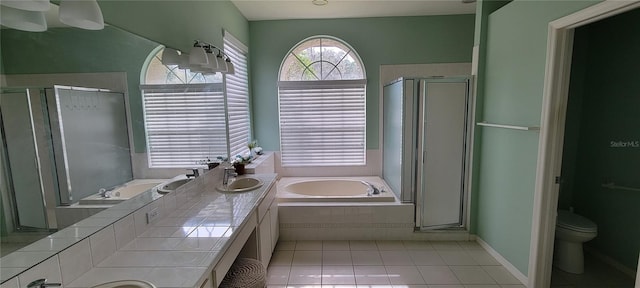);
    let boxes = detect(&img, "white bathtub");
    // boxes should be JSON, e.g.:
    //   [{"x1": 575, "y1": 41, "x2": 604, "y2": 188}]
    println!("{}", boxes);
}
[
  {"x1": 277, "y1": 176, "x2": 396, "y2": 202},
  {"x1": 78, "y1": 179, "x2": 166, "y2": 205}
]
